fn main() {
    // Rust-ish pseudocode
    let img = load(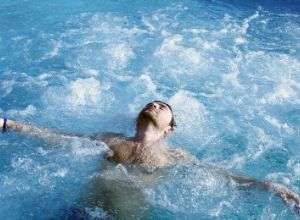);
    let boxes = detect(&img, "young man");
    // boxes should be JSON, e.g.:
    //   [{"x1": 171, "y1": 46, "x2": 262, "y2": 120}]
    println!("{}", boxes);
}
[{"x1": 1, "y1": 101, "x2": 300, "y2": 216}]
